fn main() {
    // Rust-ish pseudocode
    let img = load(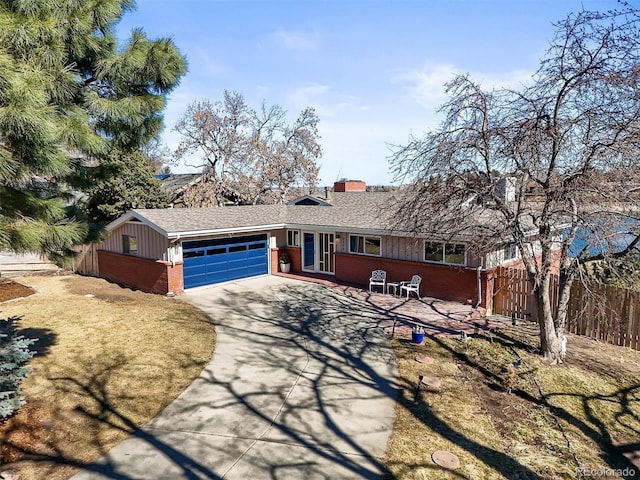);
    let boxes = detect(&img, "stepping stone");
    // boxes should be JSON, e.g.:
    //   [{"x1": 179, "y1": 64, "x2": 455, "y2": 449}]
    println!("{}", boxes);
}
[
  {"x1": 421, "y1": 376, "x2": 442, "y2": 389},
  {"x1": 431, "y1": 450, "x2": 460, "y2": 470},
  {"x1": 414, "y1": 354, "x2": 435, "y2": 365},
  {"x1": 0, "y1": 470, "x2": 20, "y2": 480}
]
